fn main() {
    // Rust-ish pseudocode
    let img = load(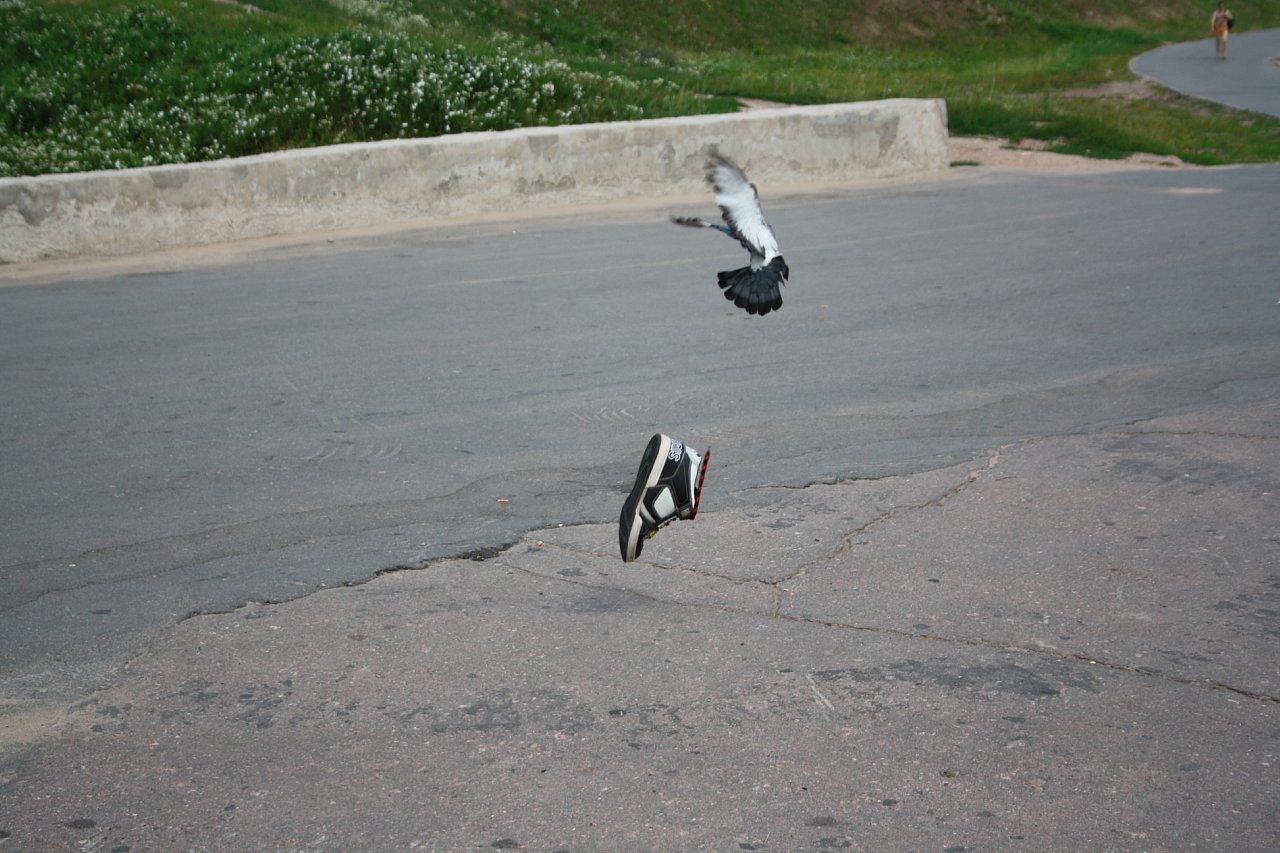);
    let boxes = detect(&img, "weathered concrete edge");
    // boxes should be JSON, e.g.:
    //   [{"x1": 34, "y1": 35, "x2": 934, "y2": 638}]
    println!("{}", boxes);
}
[{"x1": 0, "y1": 98, "x2": 948, "y2": 264}]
